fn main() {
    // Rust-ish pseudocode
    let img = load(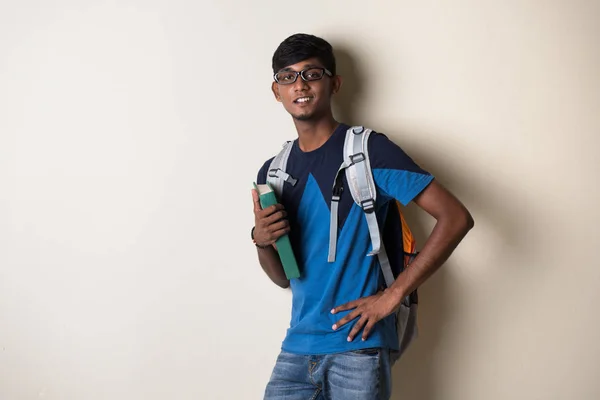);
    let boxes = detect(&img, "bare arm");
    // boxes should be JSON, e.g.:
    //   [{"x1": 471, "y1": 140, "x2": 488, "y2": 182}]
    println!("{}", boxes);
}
[
  {"x1": 386, "y1": 179, "x2": 474, "y2": 300},
  {"x1": 252, "y1": 189, "x2": 291, "y2": 289},
  {"x1": 256, "y1": 245, "x2": 289, "y2": 289},
  {"x1": 332, "y1": 180, "x2": 474, "y2": 341}
]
